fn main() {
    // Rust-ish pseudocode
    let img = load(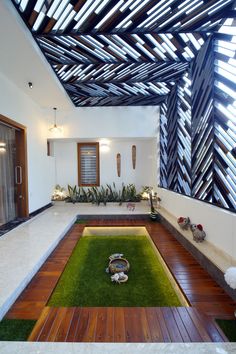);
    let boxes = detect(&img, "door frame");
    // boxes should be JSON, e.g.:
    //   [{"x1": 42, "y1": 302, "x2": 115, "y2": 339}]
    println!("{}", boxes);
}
[{"x1": 0, "y1": 114, "x2": 29, "y2": 218}]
